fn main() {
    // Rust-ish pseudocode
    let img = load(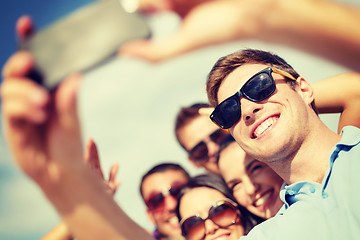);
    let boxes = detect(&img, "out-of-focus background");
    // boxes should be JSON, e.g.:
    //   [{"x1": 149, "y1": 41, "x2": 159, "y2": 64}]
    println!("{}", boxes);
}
[{"x1": 0, "y1": 0, "x2": 358, "y2": 239}]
